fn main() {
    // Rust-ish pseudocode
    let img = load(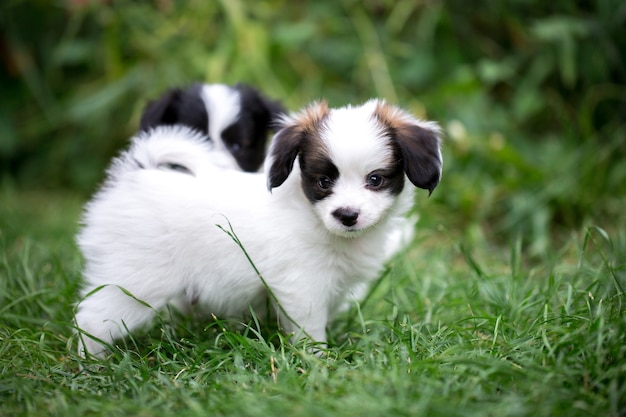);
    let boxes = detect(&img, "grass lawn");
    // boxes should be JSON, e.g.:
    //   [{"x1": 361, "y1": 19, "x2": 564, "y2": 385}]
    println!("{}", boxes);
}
[
  {"x1": 1, "y1": 184, "x2": 624, "y2": 417},
  {"x1": 1, "y1": 1, "x2": 624, "y2": 415}
]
